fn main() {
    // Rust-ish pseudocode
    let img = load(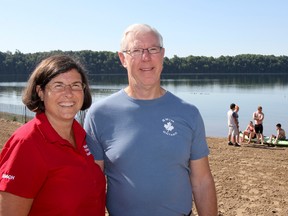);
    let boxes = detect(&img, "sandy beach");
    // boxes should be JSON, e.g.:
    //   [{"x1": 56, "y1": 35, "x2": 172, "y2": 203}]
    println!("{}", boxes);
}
[{"x1": 1, "y1": 118, "x2": 288, "y2": 216}]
